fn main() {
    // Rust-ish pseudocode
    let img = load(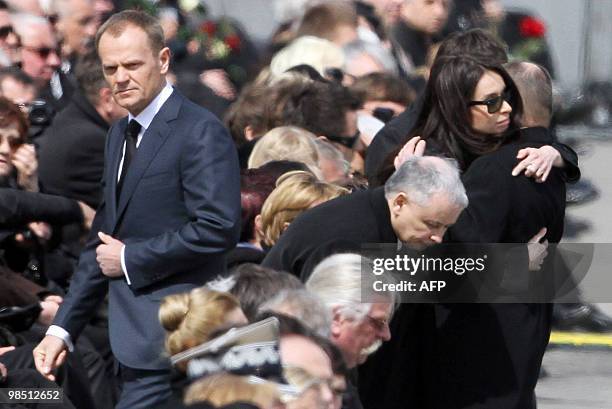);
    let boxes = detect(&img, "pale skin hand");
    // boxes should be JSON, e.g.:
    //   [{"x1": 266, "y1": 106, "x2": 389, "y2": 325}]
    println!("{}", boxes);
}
[
  {"x1": 12, "y1": 144, "x2": 38, "y2": 192},
  {"x1": 33, "y1": 336, "x2": 67, "y2": 382},
  {"x1": 527, "y1": 227, "x2": 548, "y2": 271},
  {"x1": 512, "y1": 146, "x2": 563, "y2": 183},
  {"x1": 96, "y1": 232, "x2": 124, "y2": 278},
  {"x1": 394, "y1": 136, "x2": 426, "y2": 169},
  {"x1": 78, "y1": 201, "x2": 96, "y2": 231},
  {"x1": 37, "y1": 295, "x2": 63, "y2": 327}
]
